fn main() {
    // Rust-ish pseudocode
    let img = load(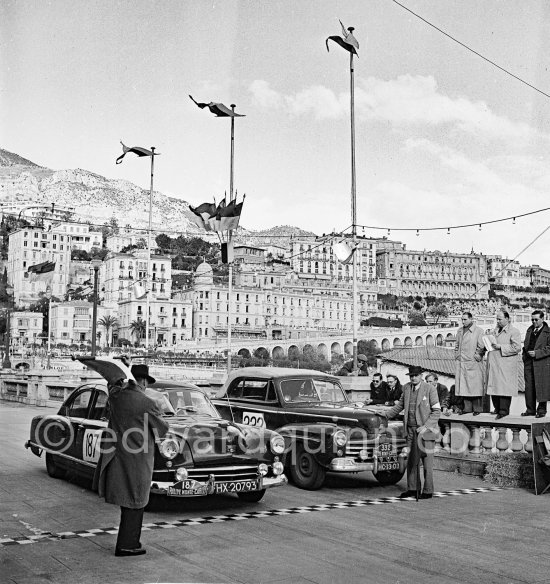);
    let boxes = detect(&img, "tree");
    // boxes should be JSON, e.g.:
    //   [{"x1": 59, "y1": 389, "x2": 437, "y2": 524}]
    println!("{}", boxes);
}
[
  {"x1": 426, "y1": 303, "x2": 449, "y2": 324},
  {"x1": 129, "y1": 318, "x2": 146, "y2": 346},
  {"x1": 408, "y1": 309, "x2": 427, "y2": 326},
  {"x1": 98, "y1": 315, "x2": 119, "y2": 348},
  {"x1": 71, "y1": 249, "x2": 91, "y2": 261}
]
